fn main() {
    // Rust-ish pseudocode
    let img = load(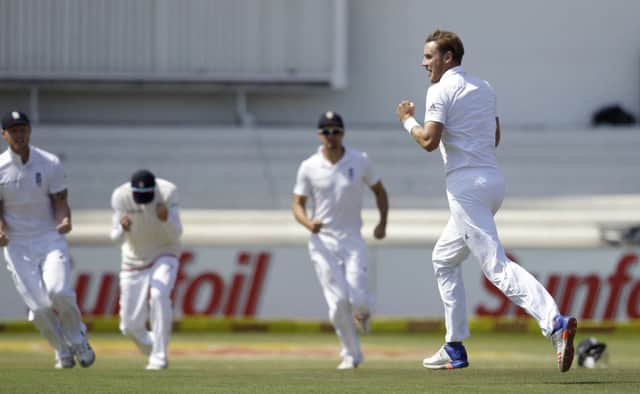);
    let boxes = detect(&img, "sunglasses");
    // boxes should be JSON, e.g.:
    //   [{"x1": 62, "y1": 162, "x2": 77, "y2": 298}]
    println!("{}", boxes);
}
[{"x1": 319, "y1": 128, "x2": 344, "y2": 136}]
